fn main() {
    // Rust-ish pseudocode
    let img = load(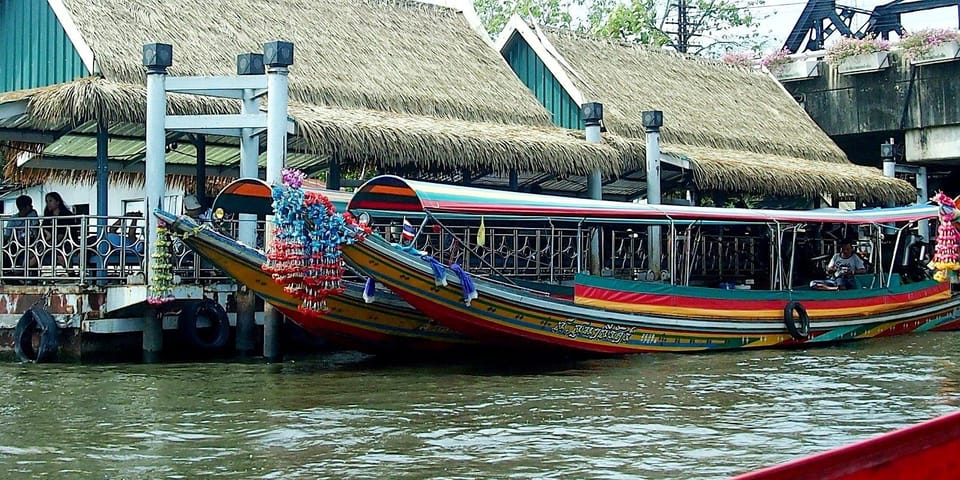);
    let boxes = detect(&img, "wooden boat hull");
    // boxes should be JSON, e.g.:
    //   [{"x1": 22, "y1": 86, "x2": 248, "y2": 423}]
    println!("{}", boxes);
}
[
  {"x1": 344, "y1": 235, "x2": 960, "y2": 354},
  {"x1": 732, "y1": 410, "x2": 960, "y2": 480},
  {"x1": 156, "y1": 211, "x2": 474, "y2": 353}
]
